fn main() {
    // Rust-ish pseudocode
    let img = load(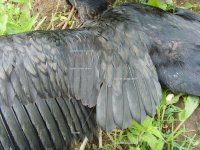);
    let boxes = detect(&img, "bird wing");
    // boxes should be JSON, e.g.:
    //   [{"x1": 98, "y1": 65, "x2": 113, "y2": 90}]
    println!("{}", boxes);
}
[
  {"x1": 0, "y1": 31, "x2": 98, "y2": 149},
  {"x1": 0, "y1": 95, "x2": 97, "y2": 149},
  {"x1": 0, "y1": 9, "x2": 161, "y2": 132},
  {"x1": 90, "y1": 11, "x2": 162, "y2": 131},
  {"x1": 0, "y1": 30, "x2": 101, "y2": 107}
]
